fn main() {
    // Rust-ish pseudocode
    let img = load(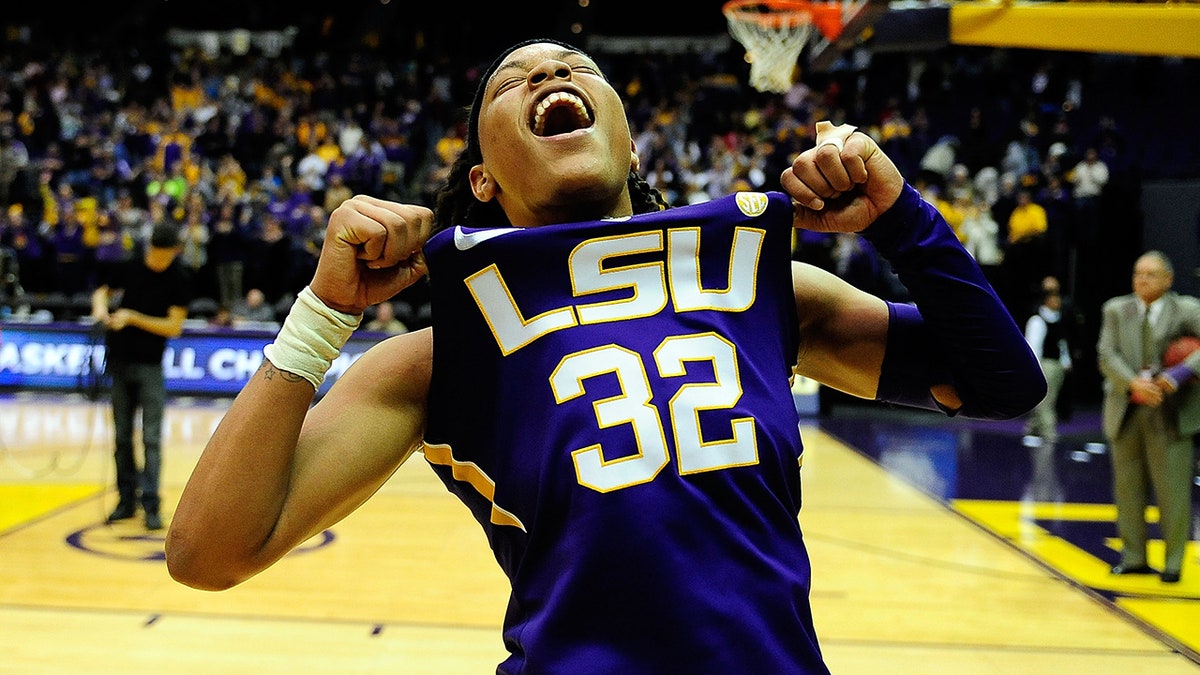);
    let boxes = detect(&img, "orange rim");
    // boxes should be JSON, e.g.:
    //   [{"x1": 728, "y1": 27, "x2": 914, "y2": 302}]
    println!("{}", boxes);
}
[{"x1": 722, "y1": 0, "x2": 844, "y2": 41}]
